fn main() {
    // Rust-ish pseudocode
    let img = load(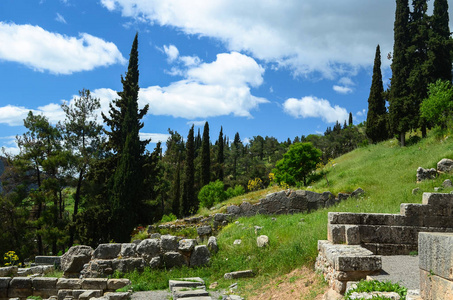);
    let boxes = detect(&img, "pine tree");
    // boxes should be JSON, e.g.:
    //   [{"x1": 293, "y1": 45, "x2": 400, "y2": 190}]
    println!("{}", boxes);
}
[
  {"x1": 201, "y1": 122, "x2": 210, "y2": 186},
  {"x1": 182, "y1": 125, "x2": 196, "y2": 216},
  {"x1": 217, "y1": 126, "x2": 224, "y2": 181},
  {"x1": 366, "y1": 45, "x2": 388, "y2": 143},
  {"x1": 429, "y1": 0, "x2": 452, "y2": 82},
  {"x1": 389, "y1": 0, "x2": 411, "y2": 146}
]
